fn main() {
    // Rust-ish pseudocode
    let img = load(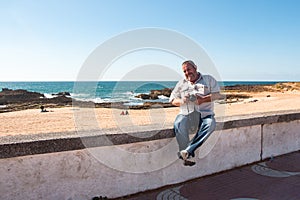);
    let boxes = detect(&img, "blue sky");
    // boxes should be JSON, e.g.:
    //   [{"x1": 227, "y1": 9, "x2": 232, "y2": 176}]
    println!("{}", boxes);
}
[{"x1": 1, "y1": 0, "x2": 299, "y2": 81}]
